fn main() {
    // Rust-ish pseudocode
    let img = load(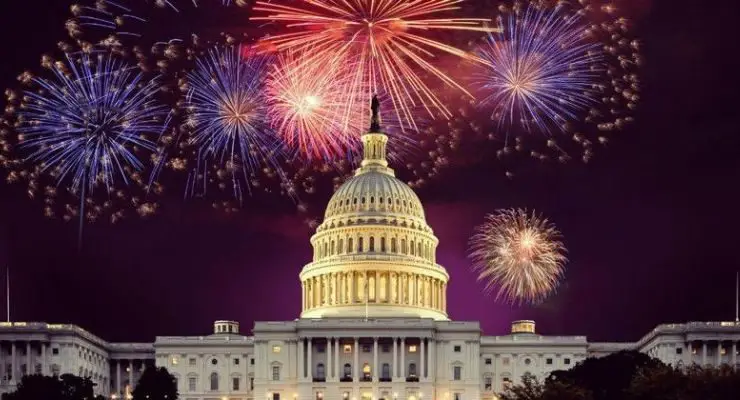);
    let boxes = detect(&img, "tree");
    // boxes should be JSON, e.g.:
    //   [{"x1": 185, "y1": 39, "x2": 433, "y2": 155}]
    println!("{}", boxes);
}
[
  {"x1": 2, "y1": 373, "x2": 104, "y2": 400},
  {"x1": 500, "y1": 373, "x2": 543, "y2": 400},
  {"x1": 547, "y1": 351, "x2": 663, "y2": 400},
  {"x1": 132, "y1": 367, "x2": 178, "y2": 400},
  {"x1": 500, "y1": 372, "x2": 593, "y2": 400}
]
